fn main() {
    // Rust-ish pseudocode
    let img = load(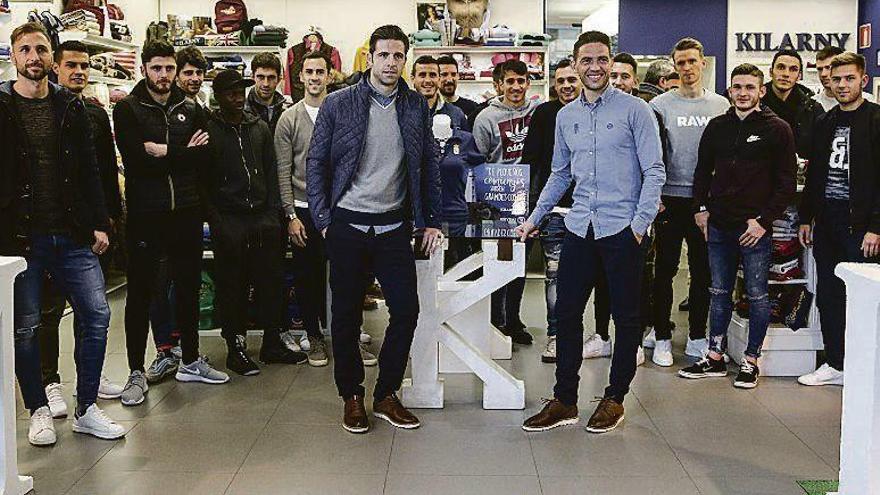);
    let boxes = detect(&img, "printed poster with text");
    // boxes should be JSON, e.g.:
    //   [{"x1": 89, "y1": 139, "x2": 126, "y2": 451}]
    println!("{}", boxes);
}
[{"x1": 468, "y1": 163, "x2": 529, "y2": 238}]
